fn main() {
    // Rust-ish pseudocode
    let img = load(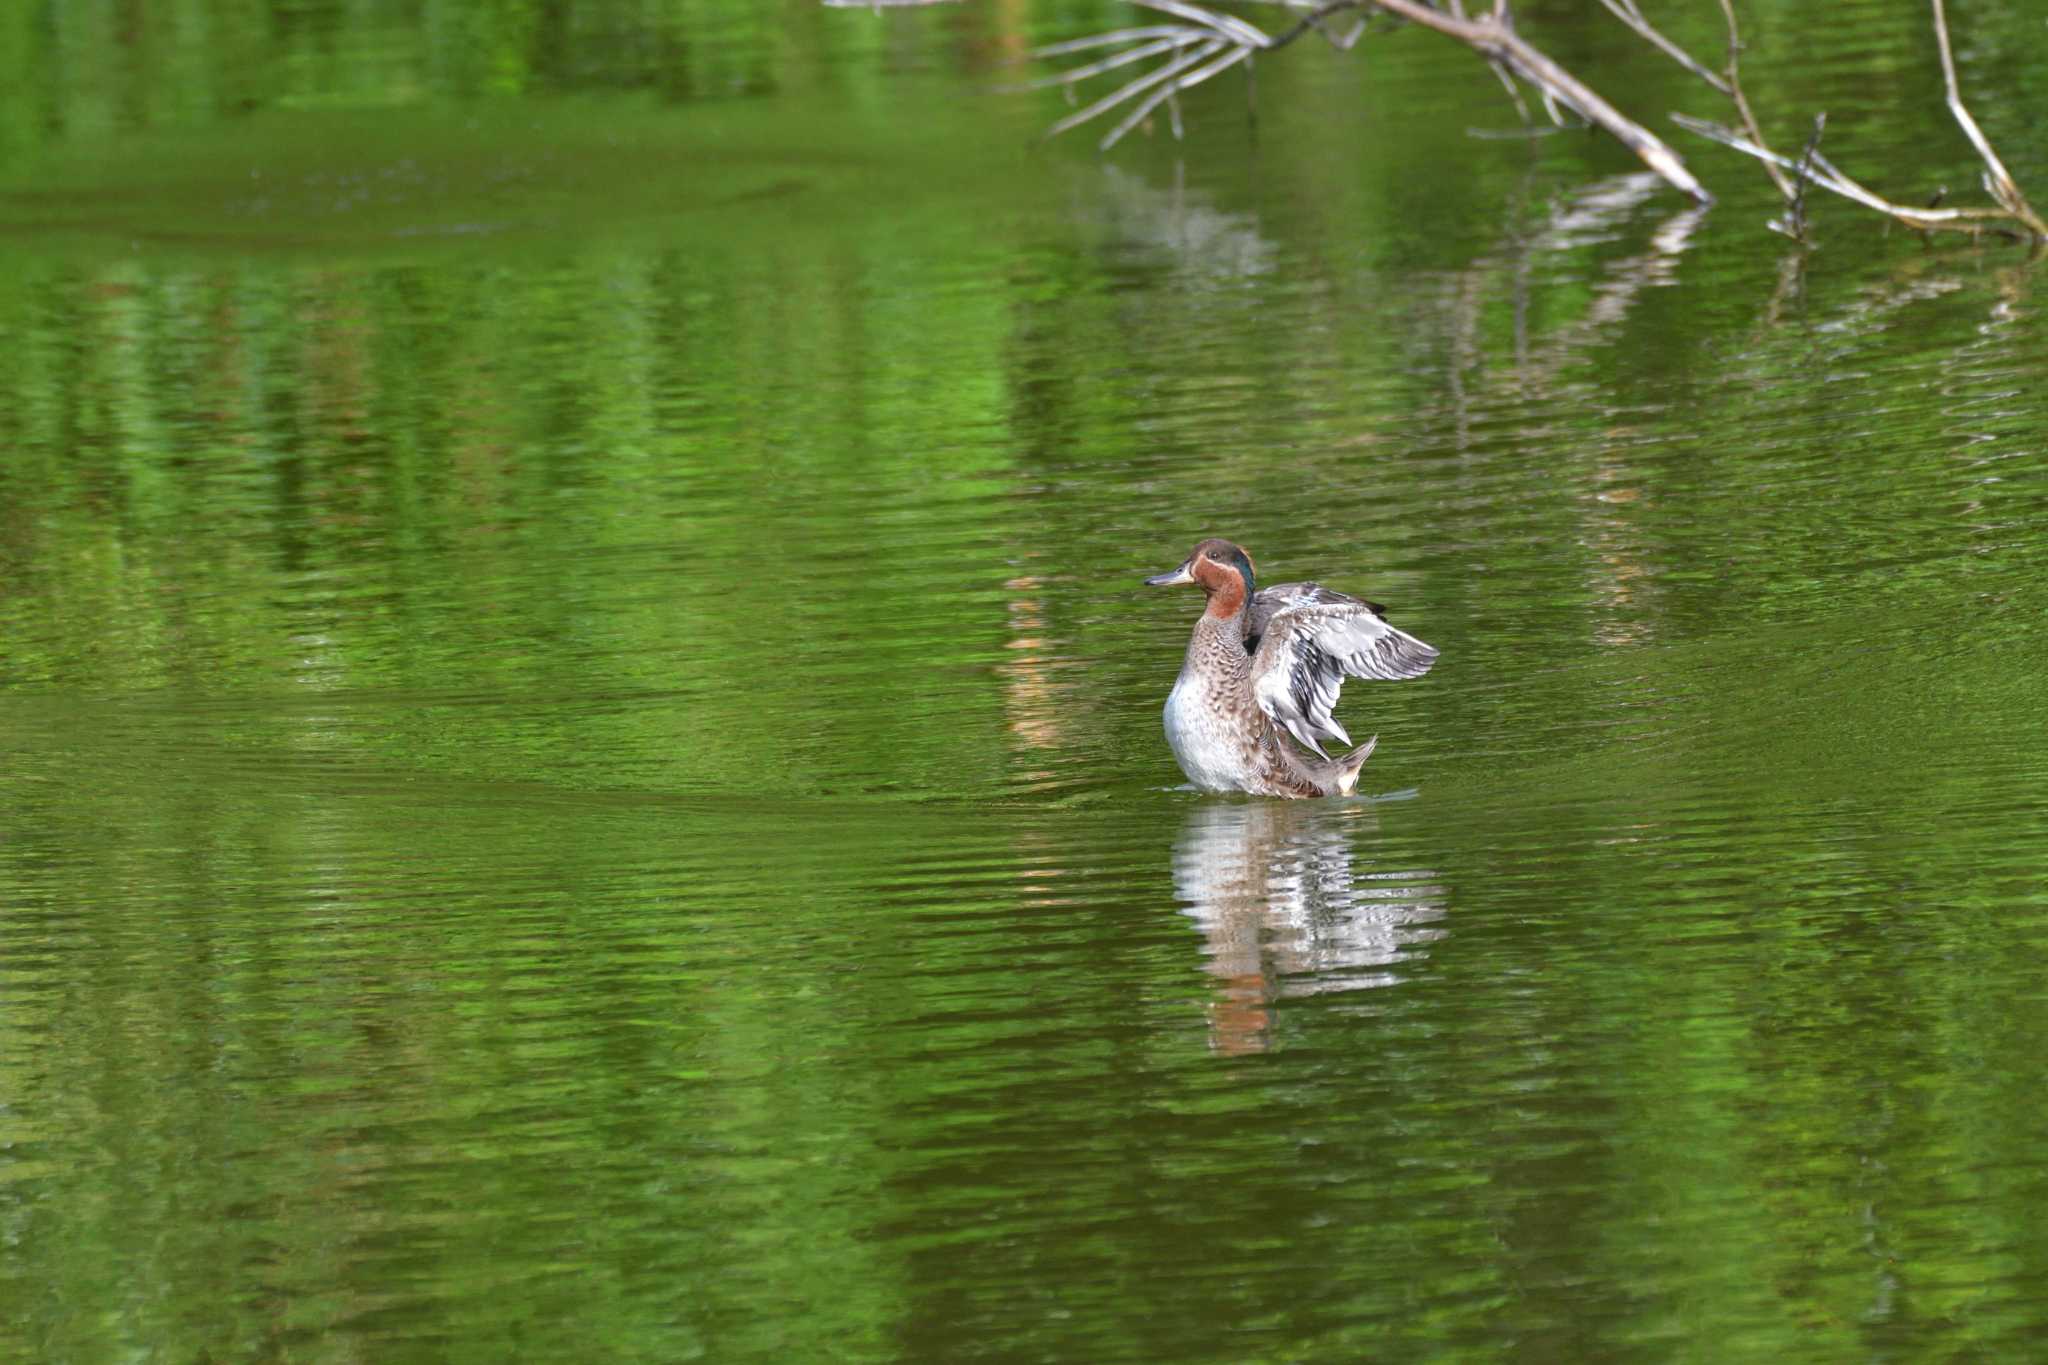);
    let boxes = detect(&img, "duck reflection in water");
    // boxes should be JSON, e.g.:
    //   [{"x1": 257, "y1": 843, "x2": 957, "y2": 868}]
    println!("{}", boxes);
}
[{"x1": 1172, "y1": 799, "x2": 1446, "y2": 1054}]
